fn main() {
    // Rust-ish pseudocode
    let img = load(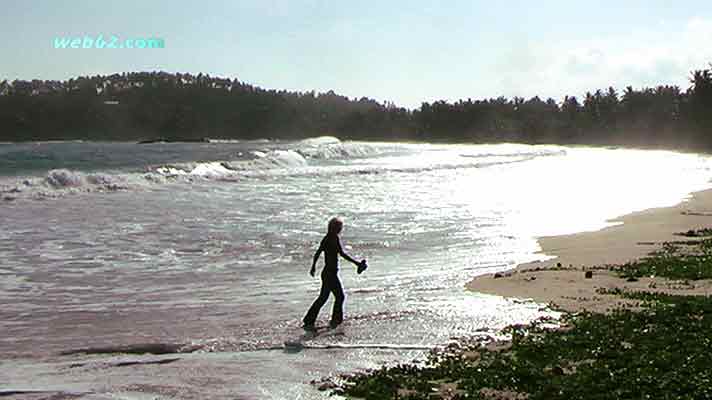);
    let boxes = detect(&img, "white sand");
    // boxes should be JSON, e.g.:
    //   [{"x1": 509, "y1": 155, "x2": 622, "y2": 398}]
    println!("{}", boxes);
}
[{"x1": 467, "y1": 189, "x2": 712, "y2": 313}]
